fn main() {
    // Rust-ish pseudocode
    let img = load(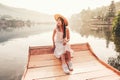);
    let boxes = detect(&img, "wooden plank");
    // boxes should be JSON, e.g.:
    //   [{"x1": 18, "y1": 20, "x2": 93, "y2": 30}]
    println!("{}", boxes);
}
[
  {"x1": 27, "y1": 68, "x2": 117, "y2": 80},
  {"x1": 28, "y1": 51, "x2": 96, "y2": 68},
  {"x1": 28, "y1": 55, "x2": 96, "y2": 68},
  {"x1": 29, "y1": 54, "x2": 56, "y2": 61},
  {"x1": 29, "y1": 59, "x2": 60, "y2": 68},
  {"x1": 33, "y1": 70, "x2": 117, "y2": 80},
  {"x1": 88, "y1": 75, "x2": 120, "y2": 80},
  {"x1": 29, "y1": 50, "x2": 91, "y2": 61},
  {"x1": 29, "y1": 43, "x2": 88, "y2": 50},
  {"x1": 29, "y1": 43, "x2": 89, "y2": 55},
  {"x1": 24, "y1": 61, "x2": 107, "y2": 80}
]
